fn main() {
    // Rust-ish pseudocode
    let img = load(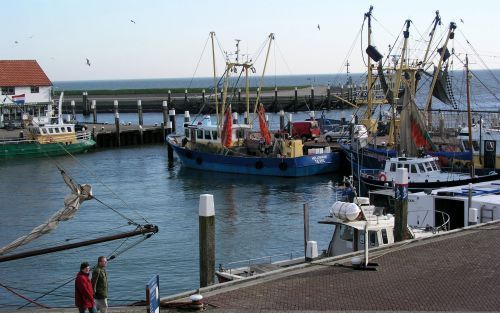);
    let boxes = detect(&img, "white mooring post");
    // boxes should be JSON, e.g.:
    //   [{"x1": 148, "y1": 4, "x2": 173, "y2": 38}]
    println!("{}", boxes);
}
[{"x1": 199, "y1": 194, "x2": 215, "y2": 288}]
